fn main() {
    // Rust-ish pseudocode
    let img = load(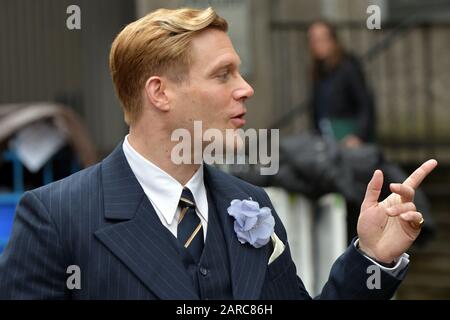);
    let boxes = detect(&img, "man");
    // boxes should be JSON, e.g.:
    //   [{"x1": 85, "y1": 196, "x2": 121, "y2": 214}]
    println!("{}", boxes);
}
[{"x1": 0, "y1": 7, "x2": 437, "y2": 299}]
